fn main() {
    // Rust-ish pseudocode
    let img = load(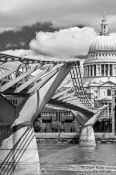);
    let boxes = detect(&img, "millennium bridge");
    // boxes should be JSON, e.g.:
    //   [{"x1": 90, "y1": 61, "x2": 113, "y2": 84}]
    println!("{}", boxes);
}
[{"x1": 0, "y1": 53, "x2": 107, "y2": 175}]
